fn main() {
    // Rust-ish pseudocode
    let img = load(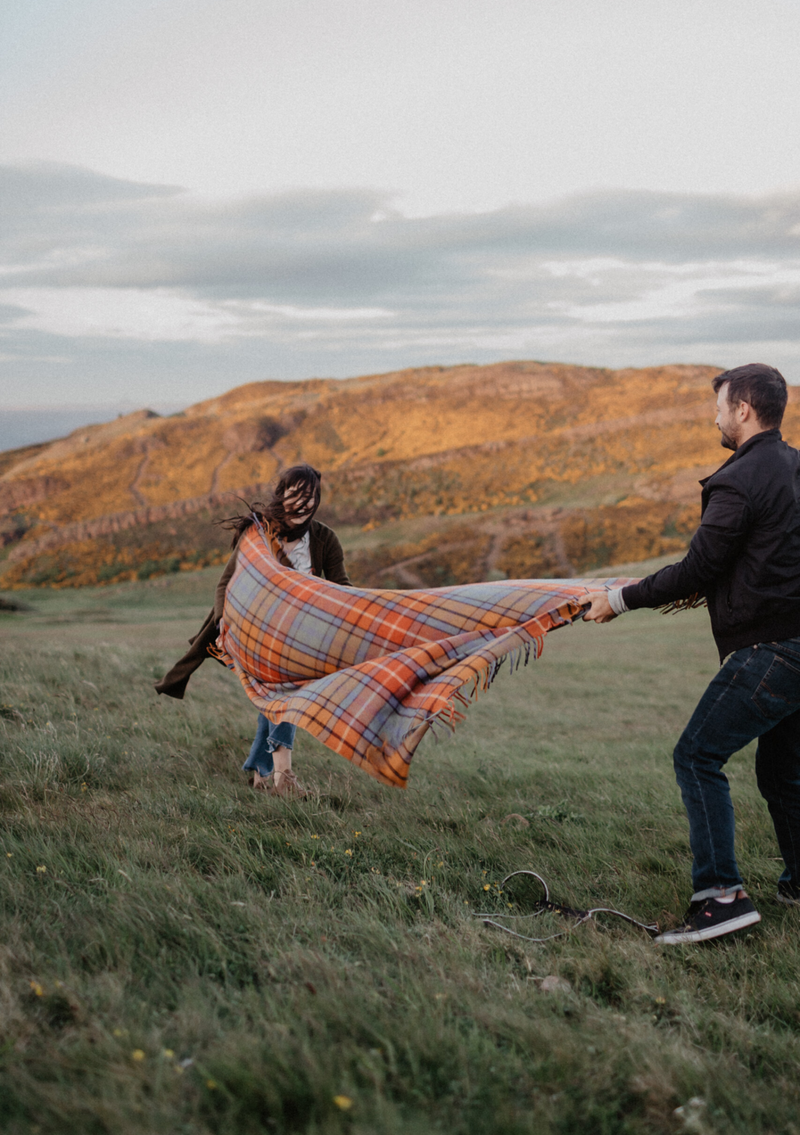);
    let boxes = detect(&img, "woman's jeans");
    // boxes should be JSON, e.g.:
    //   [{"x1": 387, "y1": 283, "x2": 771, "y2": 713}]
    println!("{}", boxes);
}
[
  {"x1": 241, "y1": 714, "x2": 296, "y2": 778},
  {"x1": 674, "y1": 638, "x2": 800, "y2": 899}
]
